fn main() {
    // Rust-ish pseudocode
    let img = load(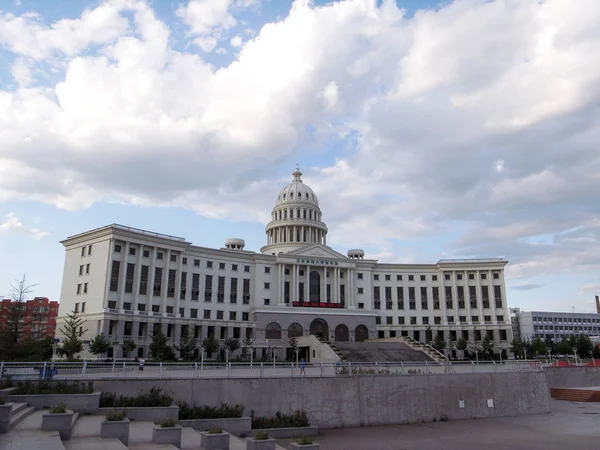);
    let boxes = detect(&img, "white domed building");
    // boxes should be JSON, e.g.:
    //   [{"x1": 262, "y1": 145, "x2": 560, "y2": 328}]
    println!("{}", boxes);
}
[{"x1": 56, "y1": 167, "x2": 513, "y2": 360}]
